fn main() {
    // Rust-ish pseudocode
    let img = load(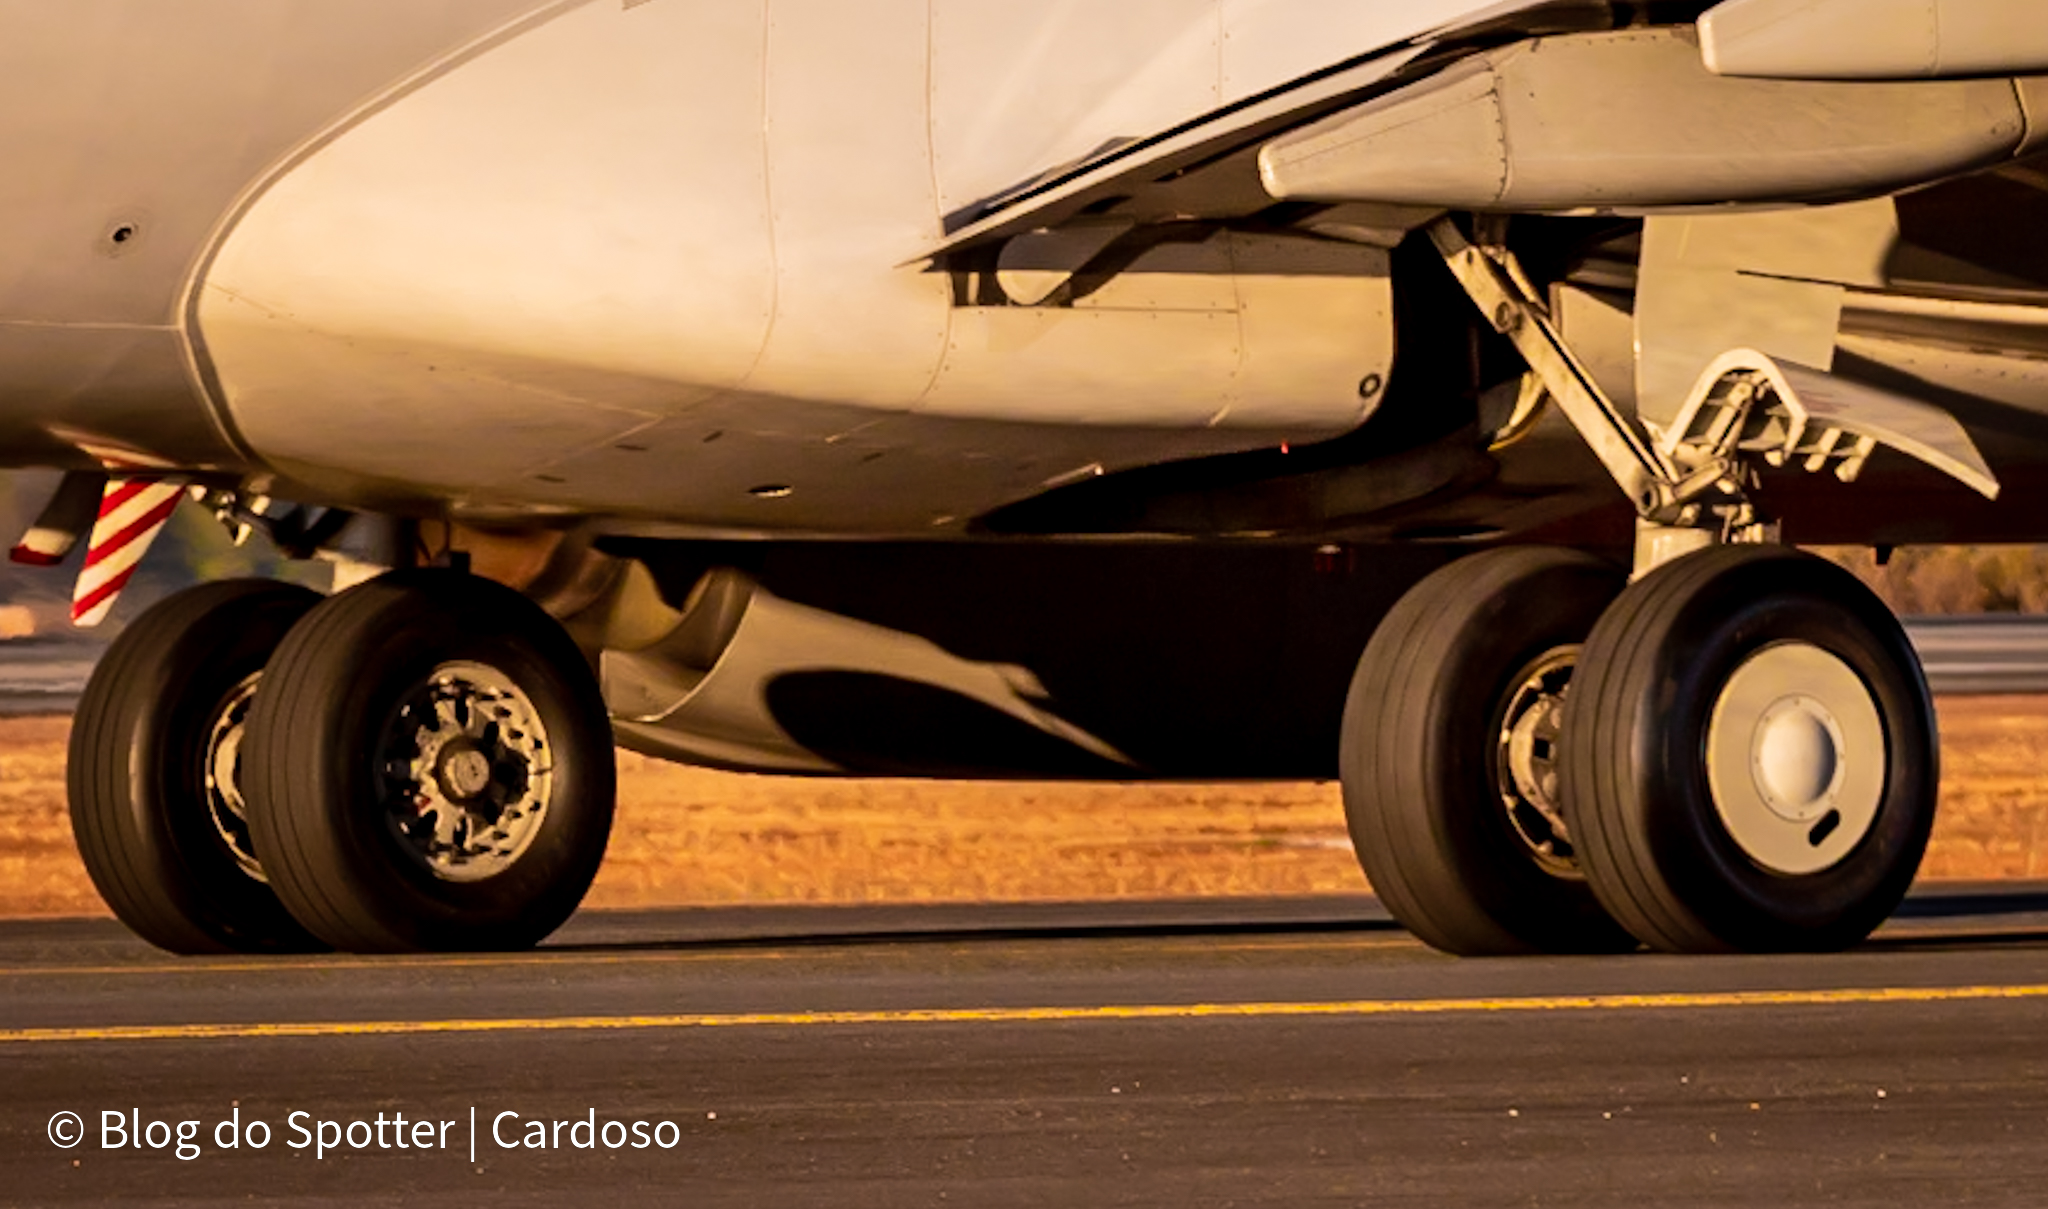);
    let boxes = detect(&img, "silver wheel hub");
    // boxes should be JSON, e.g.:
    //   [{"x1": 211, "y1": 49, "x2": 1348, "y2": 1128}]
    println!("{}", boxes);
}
[
  {"x1": 1495, "y1": 647, "x2": 1582, "y2": 879},
  {"x1": 378, "y1": 661, "x2": 553, "y2": 883},
  {"x1": 439, "y1": 747, "x2": 495, "y2": 800},
  {"x1": 1707, "y1": 642, "x2": 1887, "y2": 875},
  {"x1": 203, "y1": 673, "x2": 266, "y2": 882},
  {"x1": 1754, "y1": 698, "x2": 1841, "y2": 814}
]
